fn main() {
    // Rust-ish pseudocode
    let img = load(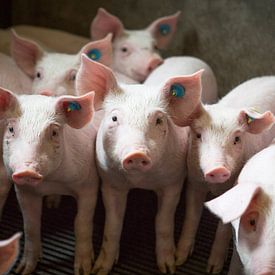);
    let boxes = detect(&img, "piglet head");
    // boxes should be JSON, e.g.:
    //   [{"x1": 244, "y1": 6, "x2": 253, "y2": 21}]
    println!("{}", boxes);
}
[
  {"x1": 90, "y1": 8, "x2": 181, "y2": 82},
  {"x1": 11, "y1": 29, "x2": 112, "y2": 96},
  {"x1": 0, "y1": 86, "x2": 94, "y2": 185},
  {"x1": 77, "y1": 56, "x2": 202, "y2": 174},
  {"x1": 187, "y1": 104, "x2": 275, "y2": 186},
  {"x1": 206, "y1": 181, "x2": 275, "y2": 275}
]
